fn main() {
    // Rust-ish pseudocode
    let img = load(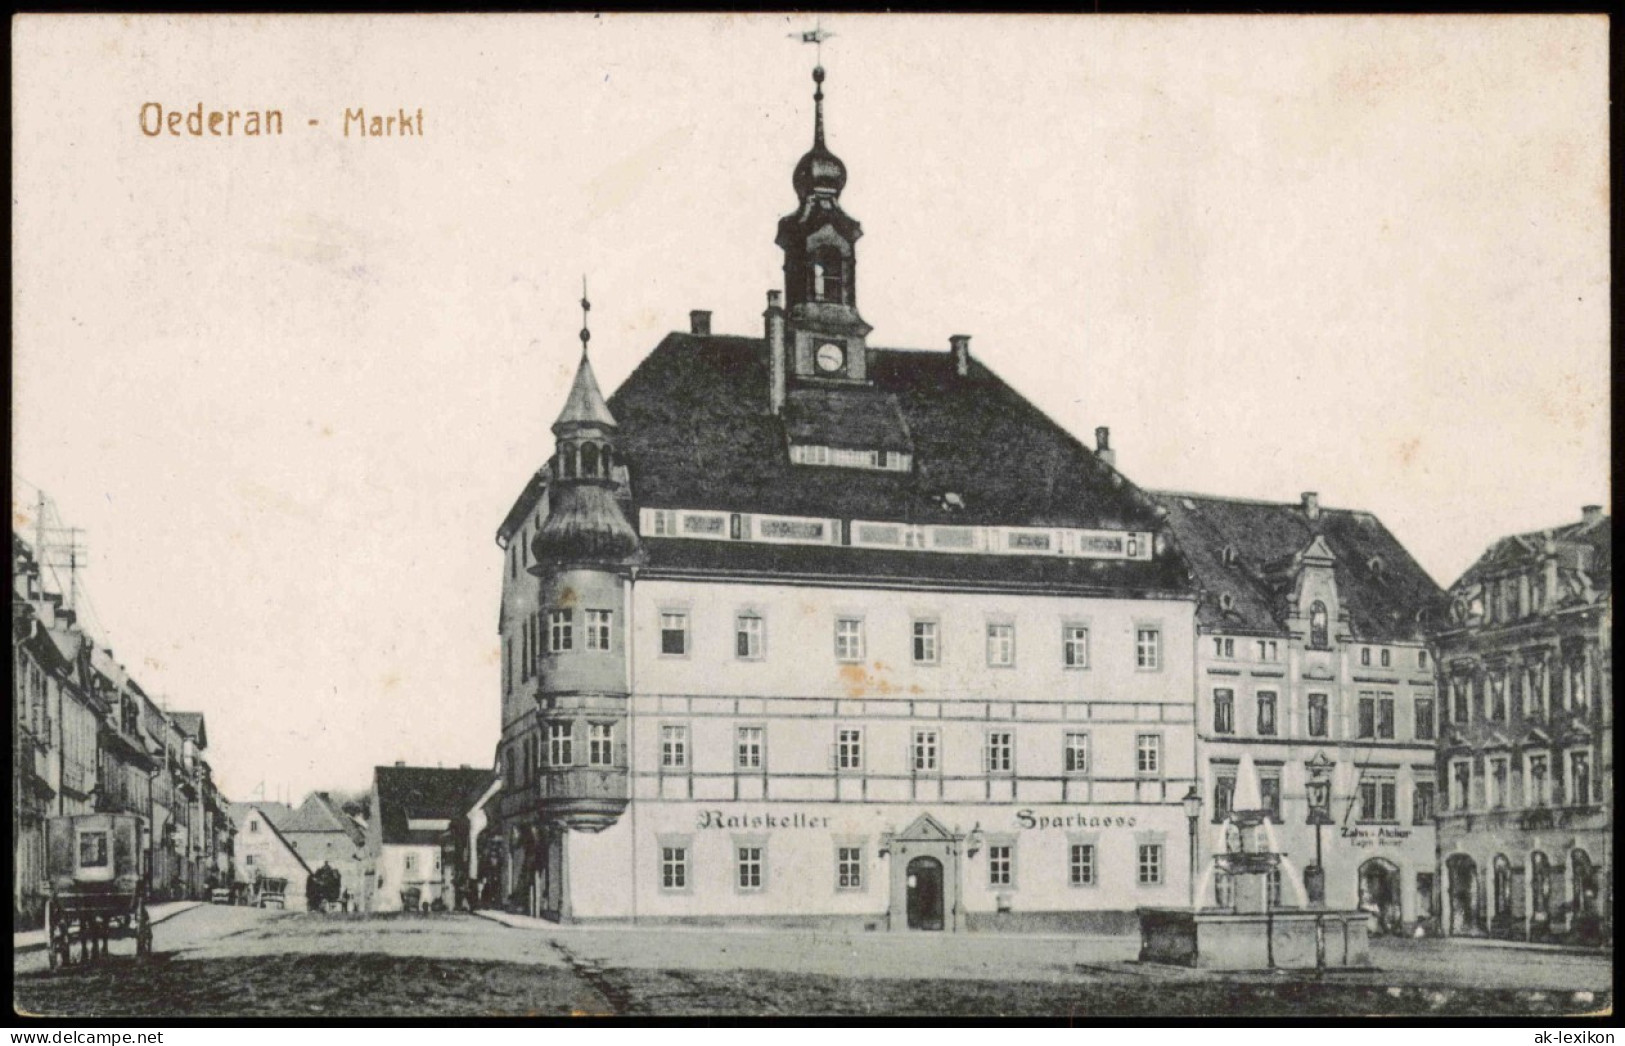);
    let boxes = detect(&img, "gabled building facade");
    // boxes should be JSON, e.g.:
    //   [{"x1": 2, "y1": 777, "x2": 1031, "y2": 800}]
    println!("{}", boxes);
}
[
  {"x1": 1427, "y1": 506, "x2": 1611, "y2": 944},
  {"x1": 1153, "y1": 491, "x2": 1448, "y2": 935},
  {"x1": 364, "y1": 764, "x2": 492, "y2": 913},
  {"x1": 492, "y1": 67, "x2": 1201, "y2": 932}
]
